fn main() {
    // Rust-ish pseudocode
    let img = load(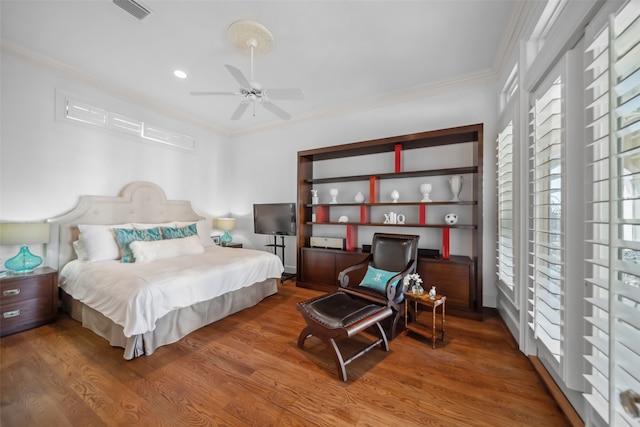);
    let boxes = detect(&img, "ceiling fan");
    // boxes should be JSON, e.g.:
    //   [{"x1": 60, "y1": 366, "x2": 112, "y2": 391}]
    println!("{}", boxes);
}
[{"x1": 190, "y1": 20, "x2": 304, "y2": 121}]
